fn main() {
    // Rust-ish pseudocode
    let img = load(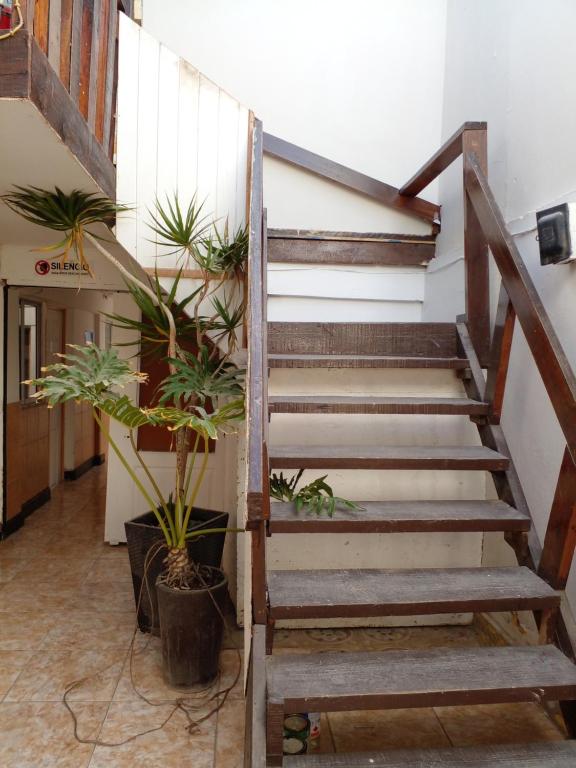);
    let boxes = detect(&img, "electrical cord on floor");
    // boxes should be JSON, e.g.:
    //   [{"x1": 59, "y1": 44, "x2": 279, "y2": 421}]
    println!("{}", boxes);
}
[{"x1": 62, "y1": 524, "x2": 242, "y2": 747}]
